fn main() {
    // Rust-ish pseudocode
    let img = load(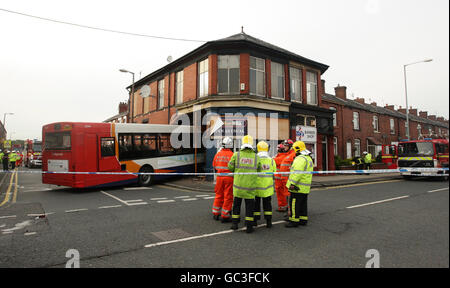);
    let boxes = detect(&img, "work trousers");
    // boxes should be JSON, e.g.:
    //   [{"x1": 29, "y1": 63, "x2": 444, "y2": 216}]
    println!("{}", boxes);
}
[
  {"x1": 10, "y1": 162, "x2": 15, "y2": 169},
  {"x1": 288, "y1": 193, "x2": 308, "y2": 224},
  {"x1": 232, "y1": 197, "x2": 255, "y2": 225},
  {"x1": 275, "y1": 179, "x2": 288, "y2": 211},
  {"x1": 254, "y1": 196, "x2": 272, "y2": 221},
  {"x1": 212, "y1": 176, "x2": 234, "y2": 219},
  {"x1": 2, "y1": 160, "x2": 9, "y2": 171}
]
